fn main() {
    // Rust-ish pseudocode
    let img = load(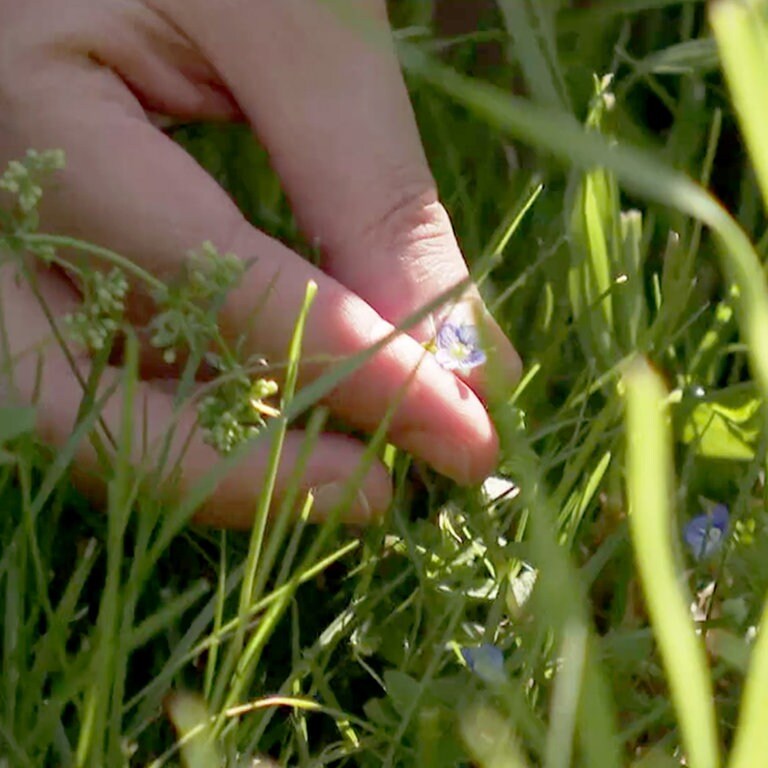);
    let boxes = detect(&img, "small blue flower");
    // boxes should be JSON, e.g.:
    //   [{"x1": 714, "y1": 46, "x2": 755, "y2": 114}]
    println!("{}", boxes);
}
[
  {"x1": 460, "y1": 643, "x2": 506, "y2": 684},
  {"x1": 683, "y1": 503, "x2": 730, "y2": 560},
  {"x1": 434, "y1": 323, "x2": 486, "y2": 373}
]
